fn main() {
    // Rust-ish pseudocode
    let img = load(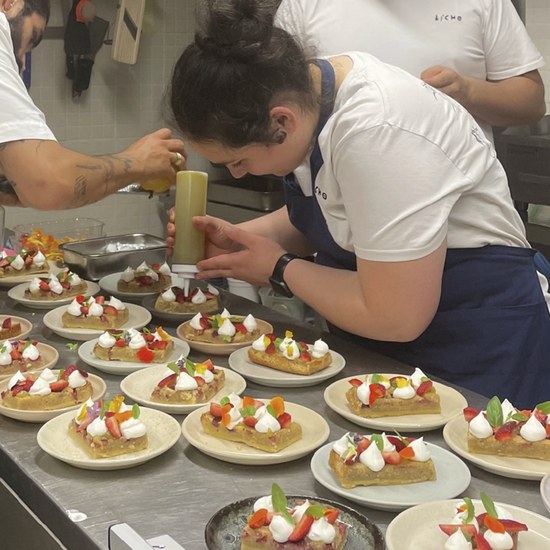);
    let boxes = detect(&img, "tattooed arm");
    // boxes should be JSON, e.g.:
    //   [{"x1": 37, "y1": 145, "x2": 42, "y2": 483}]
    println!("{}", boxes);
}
[{"x1": 0, "y1": 129, "x2": 186, "y2": 209}]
